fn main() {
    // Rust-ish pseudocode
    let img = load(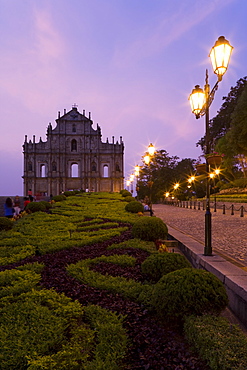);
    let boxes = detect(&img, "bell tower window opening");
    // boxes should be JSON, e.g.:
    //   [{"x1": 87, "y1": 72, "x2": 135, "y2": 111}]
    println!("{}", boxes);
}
[
  {"x1": 71, "y1": 139, "x2": 77, "y2": 152},
  {"x1": 72, "y1": 124, "x2": 76, "y2": 133}
]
